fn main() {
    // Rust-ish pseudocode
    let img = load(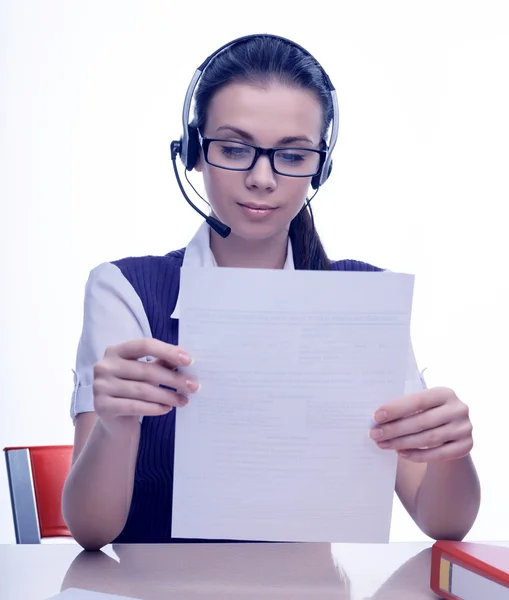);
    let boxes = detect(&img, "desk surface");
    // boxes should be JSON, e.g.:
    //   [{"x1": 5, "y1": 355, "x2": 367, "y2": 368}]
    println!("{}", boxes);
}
[{"x1": 1, "y1": 541, "x2": 508, "y2": 600}]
